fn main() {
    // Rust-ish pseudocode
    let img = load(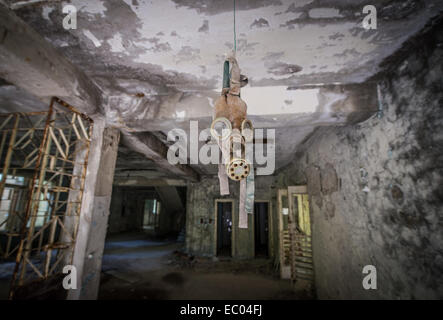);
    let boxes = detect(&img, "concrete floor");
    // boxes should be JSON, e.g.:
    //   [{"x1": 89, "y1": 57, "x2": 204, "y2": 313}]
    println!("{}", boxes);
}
[
  {"x1": 98, "y1": 232, "x2": 312, "y2": 300},
  {"x1": 0, "y1": 232, "x2": 312, "y2": 300},
  {"x1": 0, "y1": 261, "x2": 14, "y2": 299}
]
